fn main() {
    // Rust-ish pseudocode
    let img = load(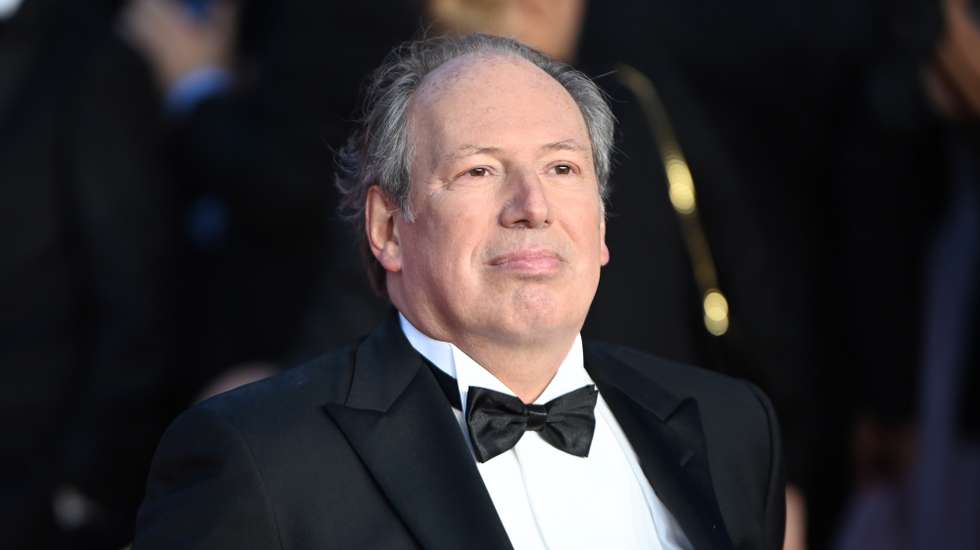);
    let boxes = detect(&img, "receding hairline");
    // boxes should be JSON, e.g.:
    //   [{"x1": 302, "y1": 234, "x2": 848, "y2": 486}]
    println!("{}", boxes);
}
[
  {"x1": 416, "y1": 50, "x2": 562, "y2": 100},
  {"x1": 333, "y1": 34, "x2": 616, "y2": 295},
  {"x1": 406, "y1": 51, "x2": 594, "y2": 173}
]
